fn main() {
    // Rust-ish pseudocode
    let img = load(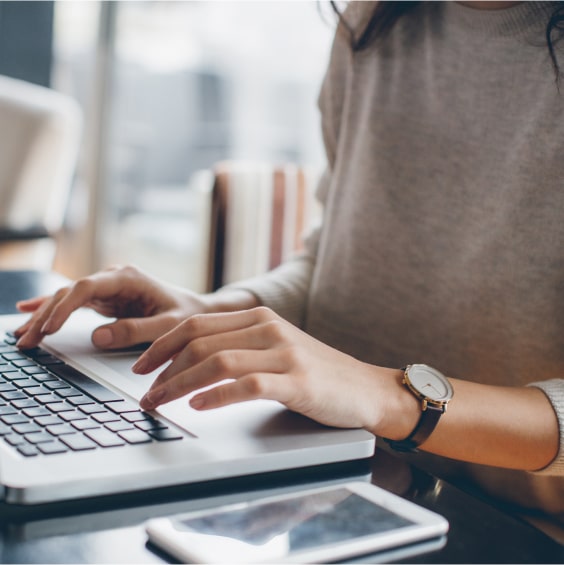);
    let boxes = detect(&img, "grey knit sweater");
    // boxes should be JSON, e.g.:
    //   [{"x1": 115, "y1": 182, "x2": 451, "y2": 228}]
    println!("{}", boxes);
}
[{"x1": 234, "y1": 1, "x2": 564, "y2": 513}]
